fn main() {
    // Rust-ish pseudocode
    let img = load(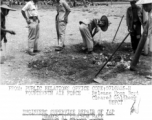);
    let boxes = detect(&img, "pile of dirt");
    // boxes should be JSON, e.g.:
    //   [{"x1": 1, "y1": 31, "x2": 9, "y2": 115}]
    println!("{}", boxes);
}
[{"x1": 28, "y1": 42, "x2": 133, "y2": 83}]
